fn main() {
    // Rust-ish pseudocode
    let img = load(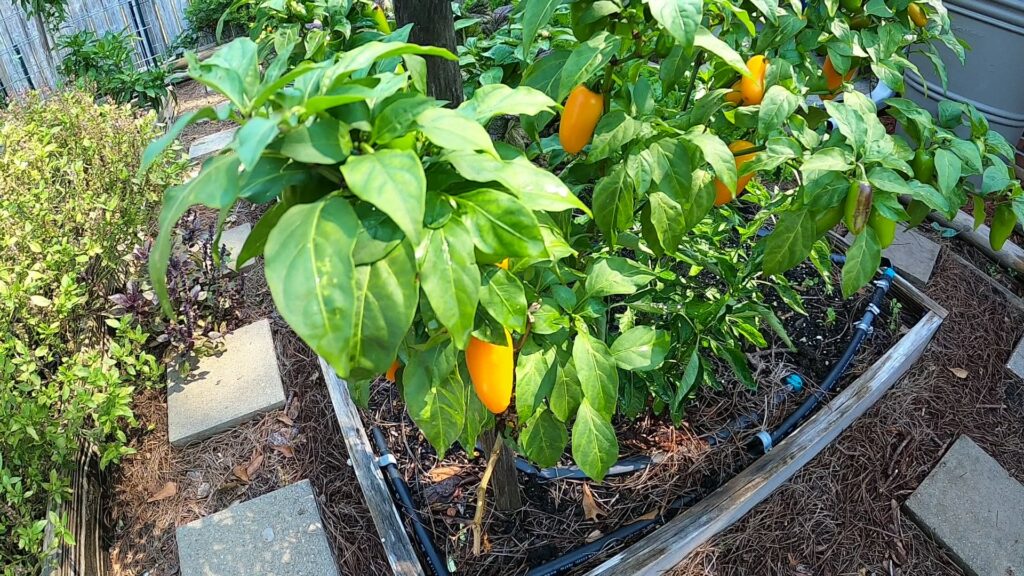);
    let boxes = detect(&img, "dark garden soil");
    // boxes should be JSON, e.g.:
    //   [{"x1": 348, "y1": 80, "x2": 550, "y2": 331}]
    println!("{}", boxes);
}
[
  {"x1": 364, "y1": 255, "x2": 913, "y2": 576},
  {"x1": 669, "y1": 248, "x2": 1024, "y2": 576},
  {"x1": 107, "y1": 202, "x2": 391, "y2": 576}
]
